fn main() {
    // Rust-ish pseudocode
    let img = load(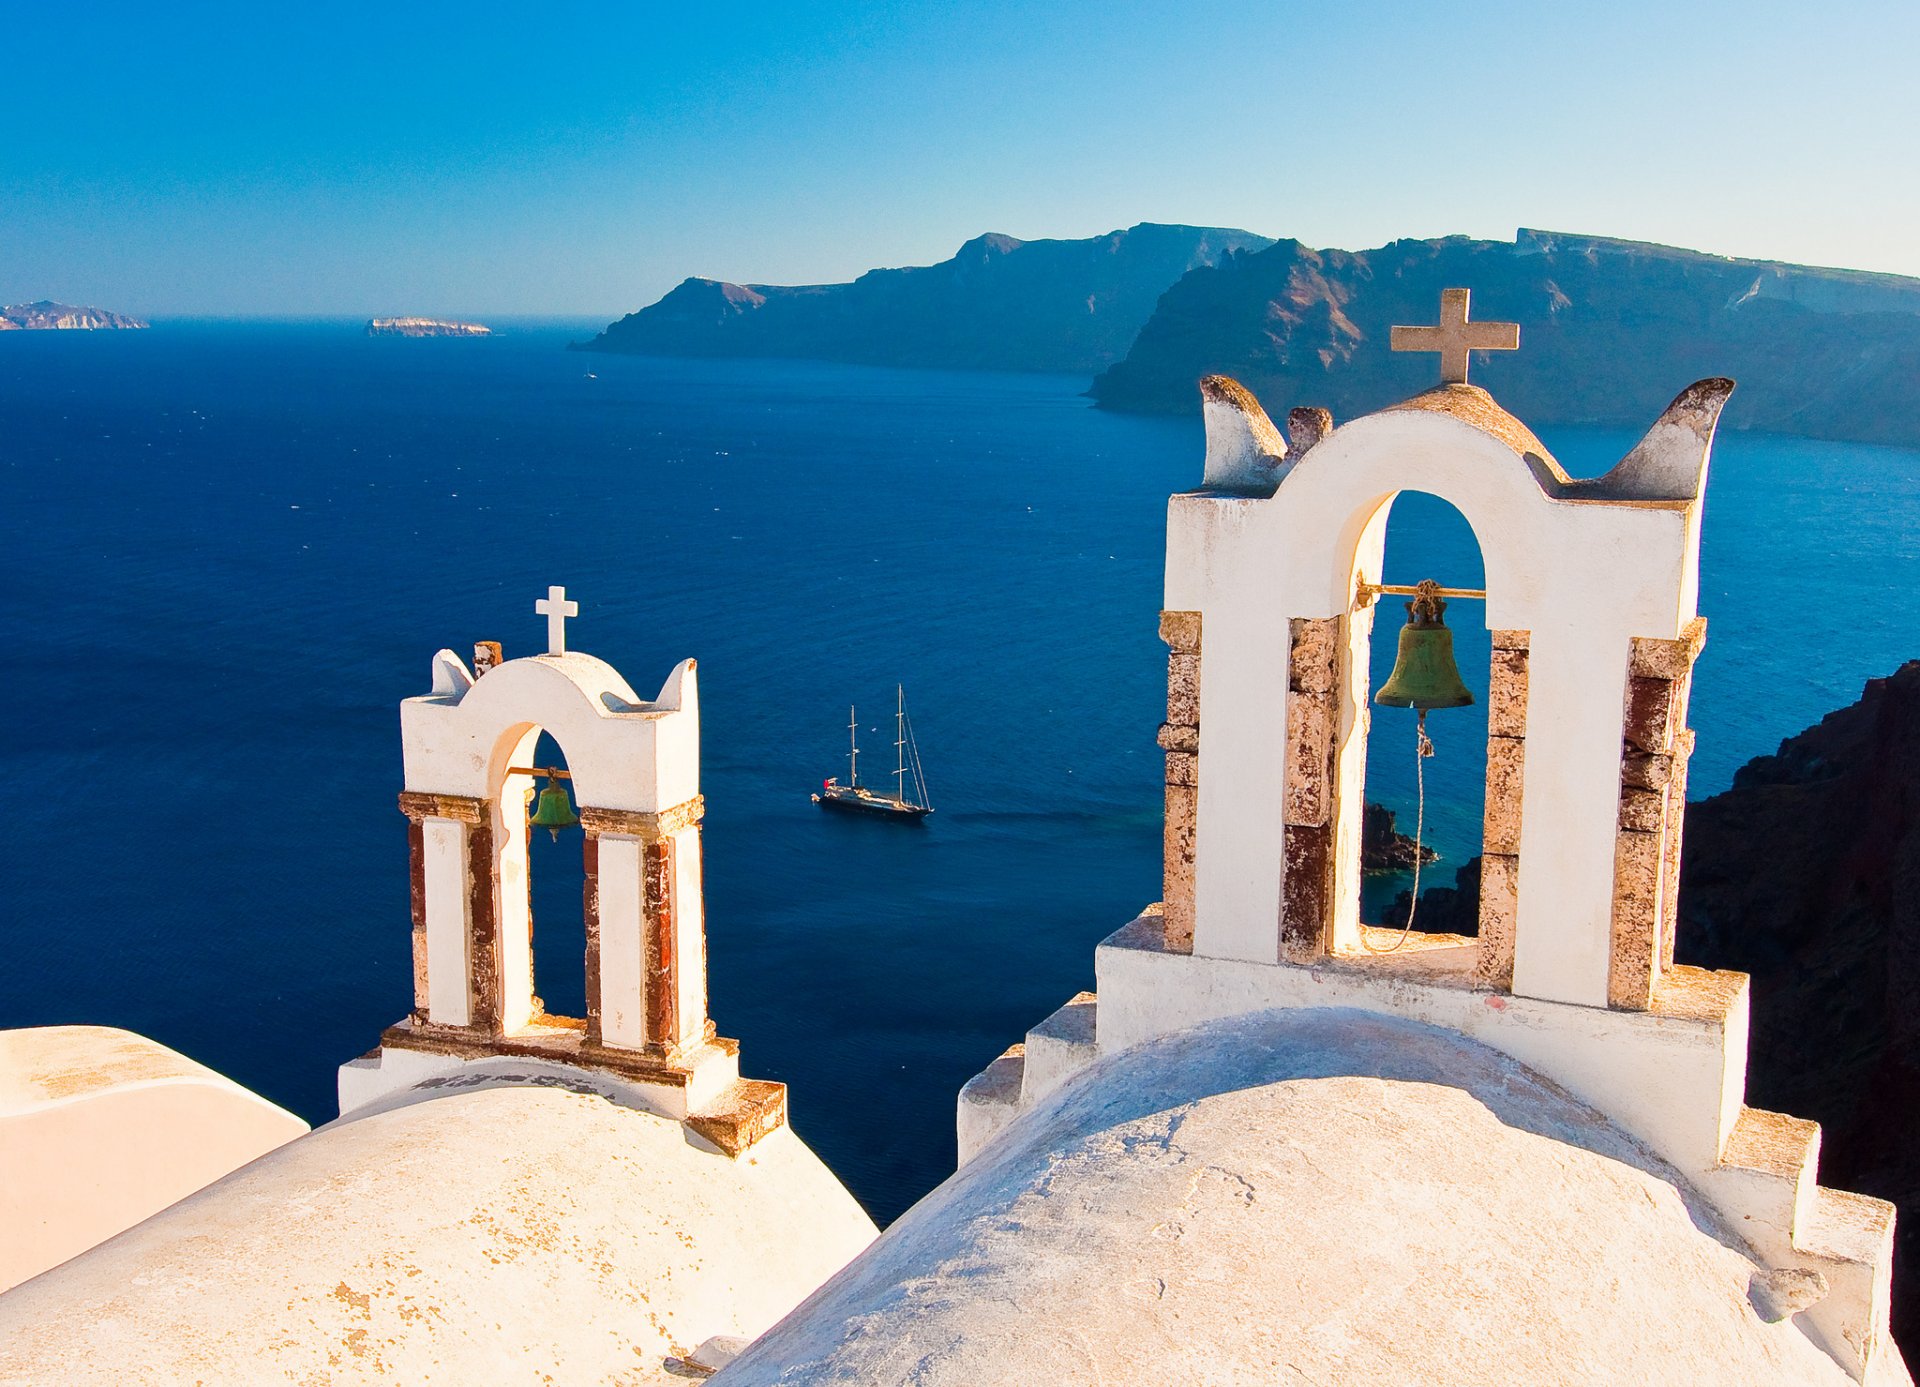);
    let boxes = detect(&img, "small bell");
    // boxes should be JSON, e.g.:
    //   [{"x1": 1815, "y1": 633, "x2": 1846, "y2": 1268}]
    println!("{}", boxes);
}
[
  {"x1": 528, "y1": 774, "x2": 579, "y2": 841},
  {"x1": 1375, "y1": 580, "x2": 1474, "y2": 712}
]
